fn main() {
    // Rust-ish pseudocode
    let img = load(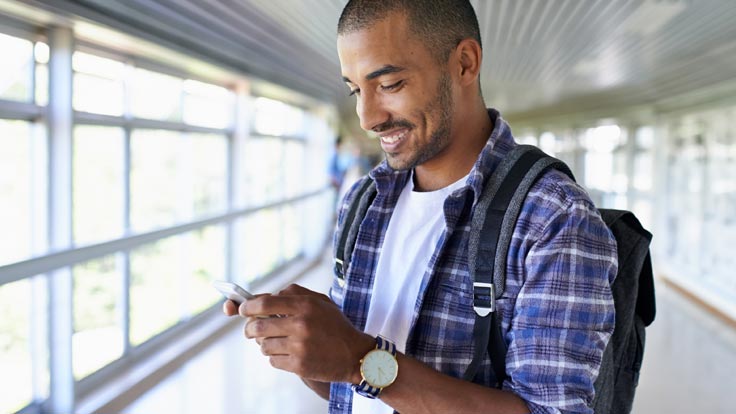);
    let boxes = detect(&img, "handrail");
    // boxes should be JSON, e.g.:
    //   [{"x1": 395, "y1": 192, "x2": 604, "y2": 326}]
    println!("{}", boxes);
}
[{"x1": 0, "y1": 188, "x2": 329, "y2": 285}]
